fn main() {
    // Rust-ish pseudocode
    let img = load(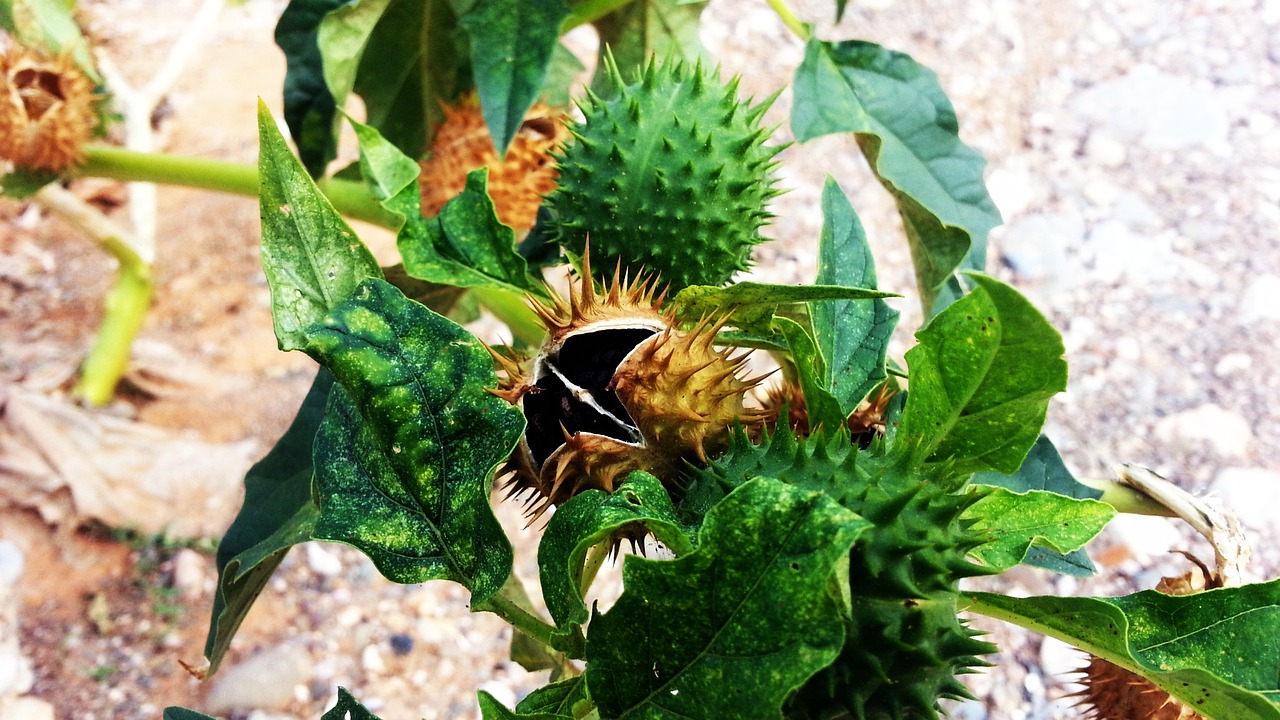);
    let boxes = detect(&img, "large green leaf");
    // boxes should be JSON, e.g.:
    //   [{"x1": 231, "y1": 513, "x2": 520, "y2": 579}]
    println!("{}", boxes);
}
[
  {"x1": 672, "y1": 282, "x2": 897, "y2": 336},
  {"x1": 896, "y1": 274, "x2": 1066, "y2": 477},
  {"x1": 458, "y1": 0, "x2": 571, "y2": 153},
  {"x1": 775, "y1": 317, "x2": 846, "y2": 435},
  {"x1": 967, "y1": 583, "x2": 1280, "y2": 719},
  {"x1": 258, "y1": 101, "x2": 382, "y2": 351},
  {"x1": 538, "y1": 472, "x2": 692, "y2": 634},
  {"x1": 962, "y1": 489, "x2": 1113, "y2": 573},
  {"x1": 591, "y1": 0, "x2": 707, "y2": 93},
  {"x1": 585, "y1": 478, "x2": 869, "y2": 719},
  {"x1": 305, "y1": 278, "x2": 524, "y2": 602},
  {"x1": 974, "y1": 434, "x2": 1103, "y2": 575},
  {"x1": 275, "y1": 0, "x2": 350, "y2": 176},
  {"x1": 792, "y1": 40, "x2": 1001, "y2": 316},
  {"x1": 202, "y1": 369, "x2": 333, "y2": 675},
  {"x1": 811, "y1": 177, "x2": 899, "y2": 417}
]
